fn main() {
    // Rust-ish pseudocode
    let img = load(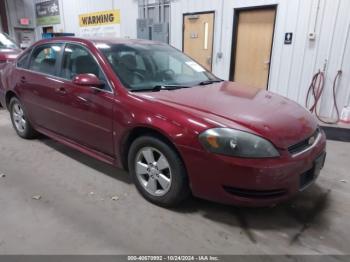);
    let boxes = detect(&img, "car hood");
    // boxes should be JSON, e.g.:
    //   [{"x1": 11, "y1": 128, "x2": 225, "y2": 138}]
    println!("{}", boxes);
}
[{"x1": 135, "y1": 81, "x2": 318, "y2": 148}]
